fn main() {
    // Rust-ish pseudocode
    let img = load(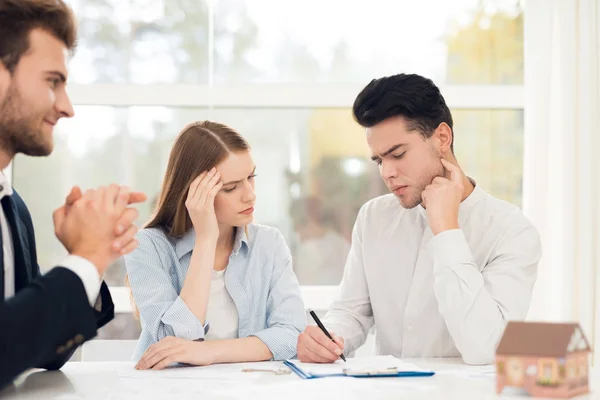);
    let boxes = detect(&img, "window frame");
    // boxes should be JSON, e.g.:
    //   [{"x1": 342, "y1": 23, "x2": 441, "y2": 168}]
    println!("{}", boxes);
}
[{"x1": 48, "y1": 82, "x2": 524, "y2": 313}]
